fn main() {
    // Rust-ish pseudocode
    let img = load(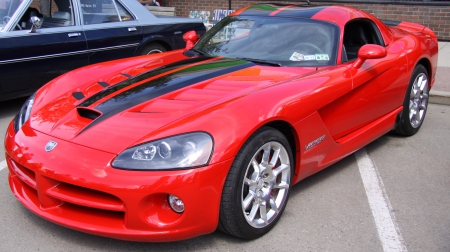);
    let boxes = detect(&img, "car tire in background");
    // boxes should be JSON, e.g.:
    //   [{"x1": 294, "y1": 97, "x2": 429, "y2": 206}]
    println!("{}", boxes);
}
[
  {"x1": 219, "y1": 126, "x2": 293, "y2": 239},
  {"x1": 395, "y1": 64, "x2": 430, "y2": 136},
  {"x1": 139, "y1": 42, "x2": 167, "y2": 55}
]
